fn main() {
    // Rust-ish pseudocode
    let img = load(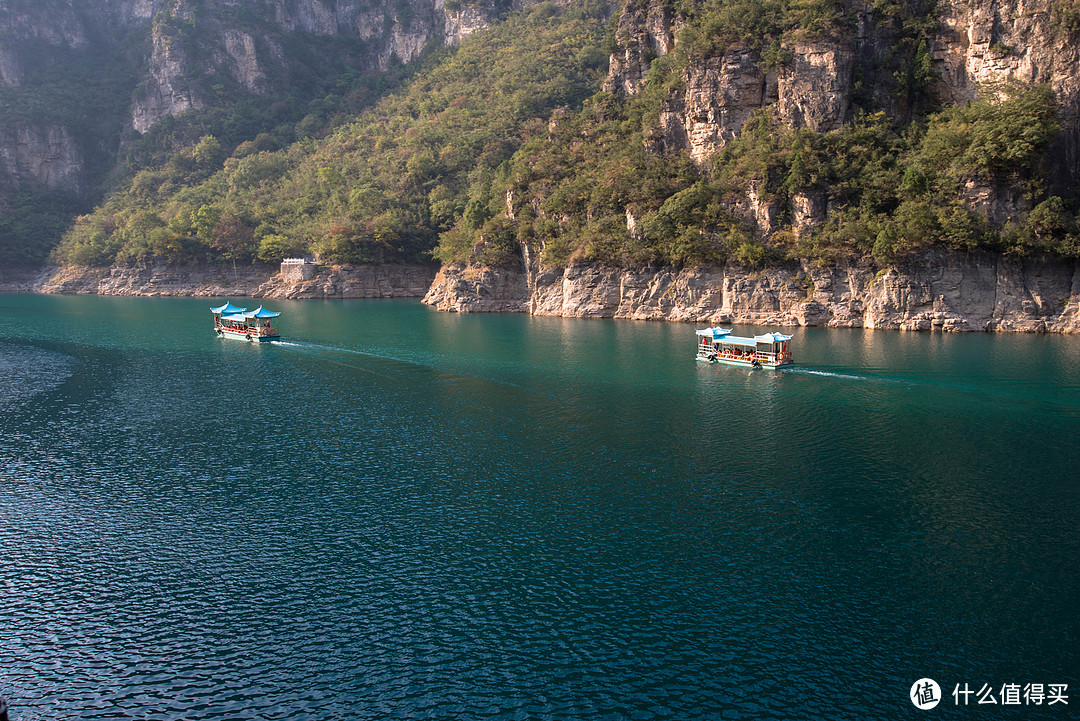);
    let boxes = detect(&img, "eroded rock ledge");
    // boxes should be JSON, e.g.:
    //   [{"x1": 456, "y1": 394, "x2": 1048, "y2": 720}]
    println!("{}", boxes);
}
[
  {"x1": 0, "y1": 262, "x2": 437, "y2": 299},
  {"x1": 423, "y1": 251, "x2": 1080, "y2": 333},
  {"x1": 6, "y1": 254, "x2": 1079, "y2": 333}
]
